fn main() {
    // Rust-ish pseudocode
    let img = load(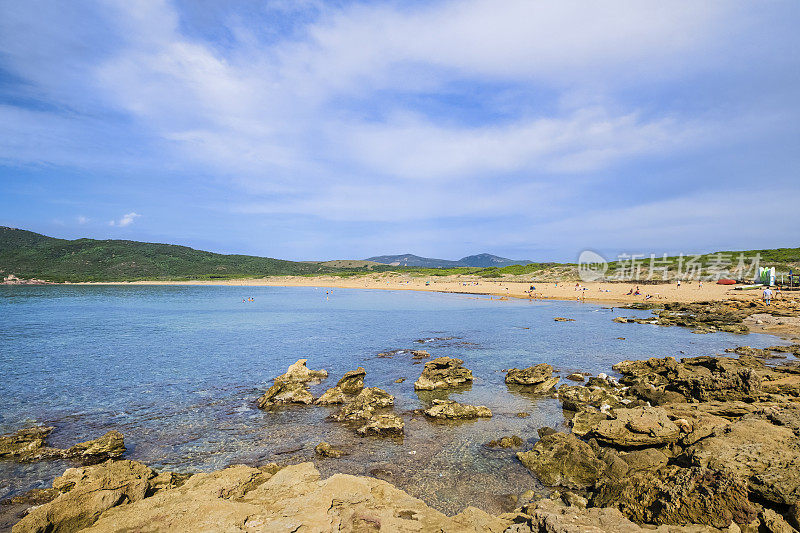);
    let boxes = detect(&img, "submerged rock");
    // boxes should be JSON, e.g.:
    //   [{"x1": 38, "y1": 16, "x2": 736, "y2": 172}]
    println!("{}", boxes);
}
[
  {"x1": 487, "y1": 435, "x2": 523, "y2": 448},
  {"x1": 414, "y1": 357, "x2": 473, "y2": 390},
  {"x1": 553, "y1": 317, "x2": 575, "y2": 322},
  {"x1": 423, "y1": 399, "x2": 492, "y2": 420},
  {"x1": 257, "y1": 381, "x2": 314, "y2": 409},
  {"x1": 516, "y1": 432, "x2": 605, "y2": 490},
  {"x1": 356, "y1": 414, "x2": 405, "y2": 437},
  {"x1": 314, "y1": 442, "x2": 346, "y2": 458},
  {"x1": 411, "y1": 350, "x2": 430, "y2": 359}
]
